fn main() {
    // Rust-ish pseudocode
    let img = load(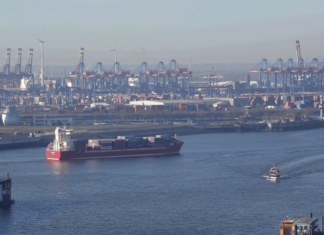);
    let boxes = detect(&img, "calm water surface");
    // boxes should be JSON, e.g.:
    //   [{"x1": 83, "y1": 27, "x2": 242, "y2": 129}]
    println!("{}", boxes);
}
[{"x1": 1, "y1": 129, "x2": 324, "y2": 234}]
